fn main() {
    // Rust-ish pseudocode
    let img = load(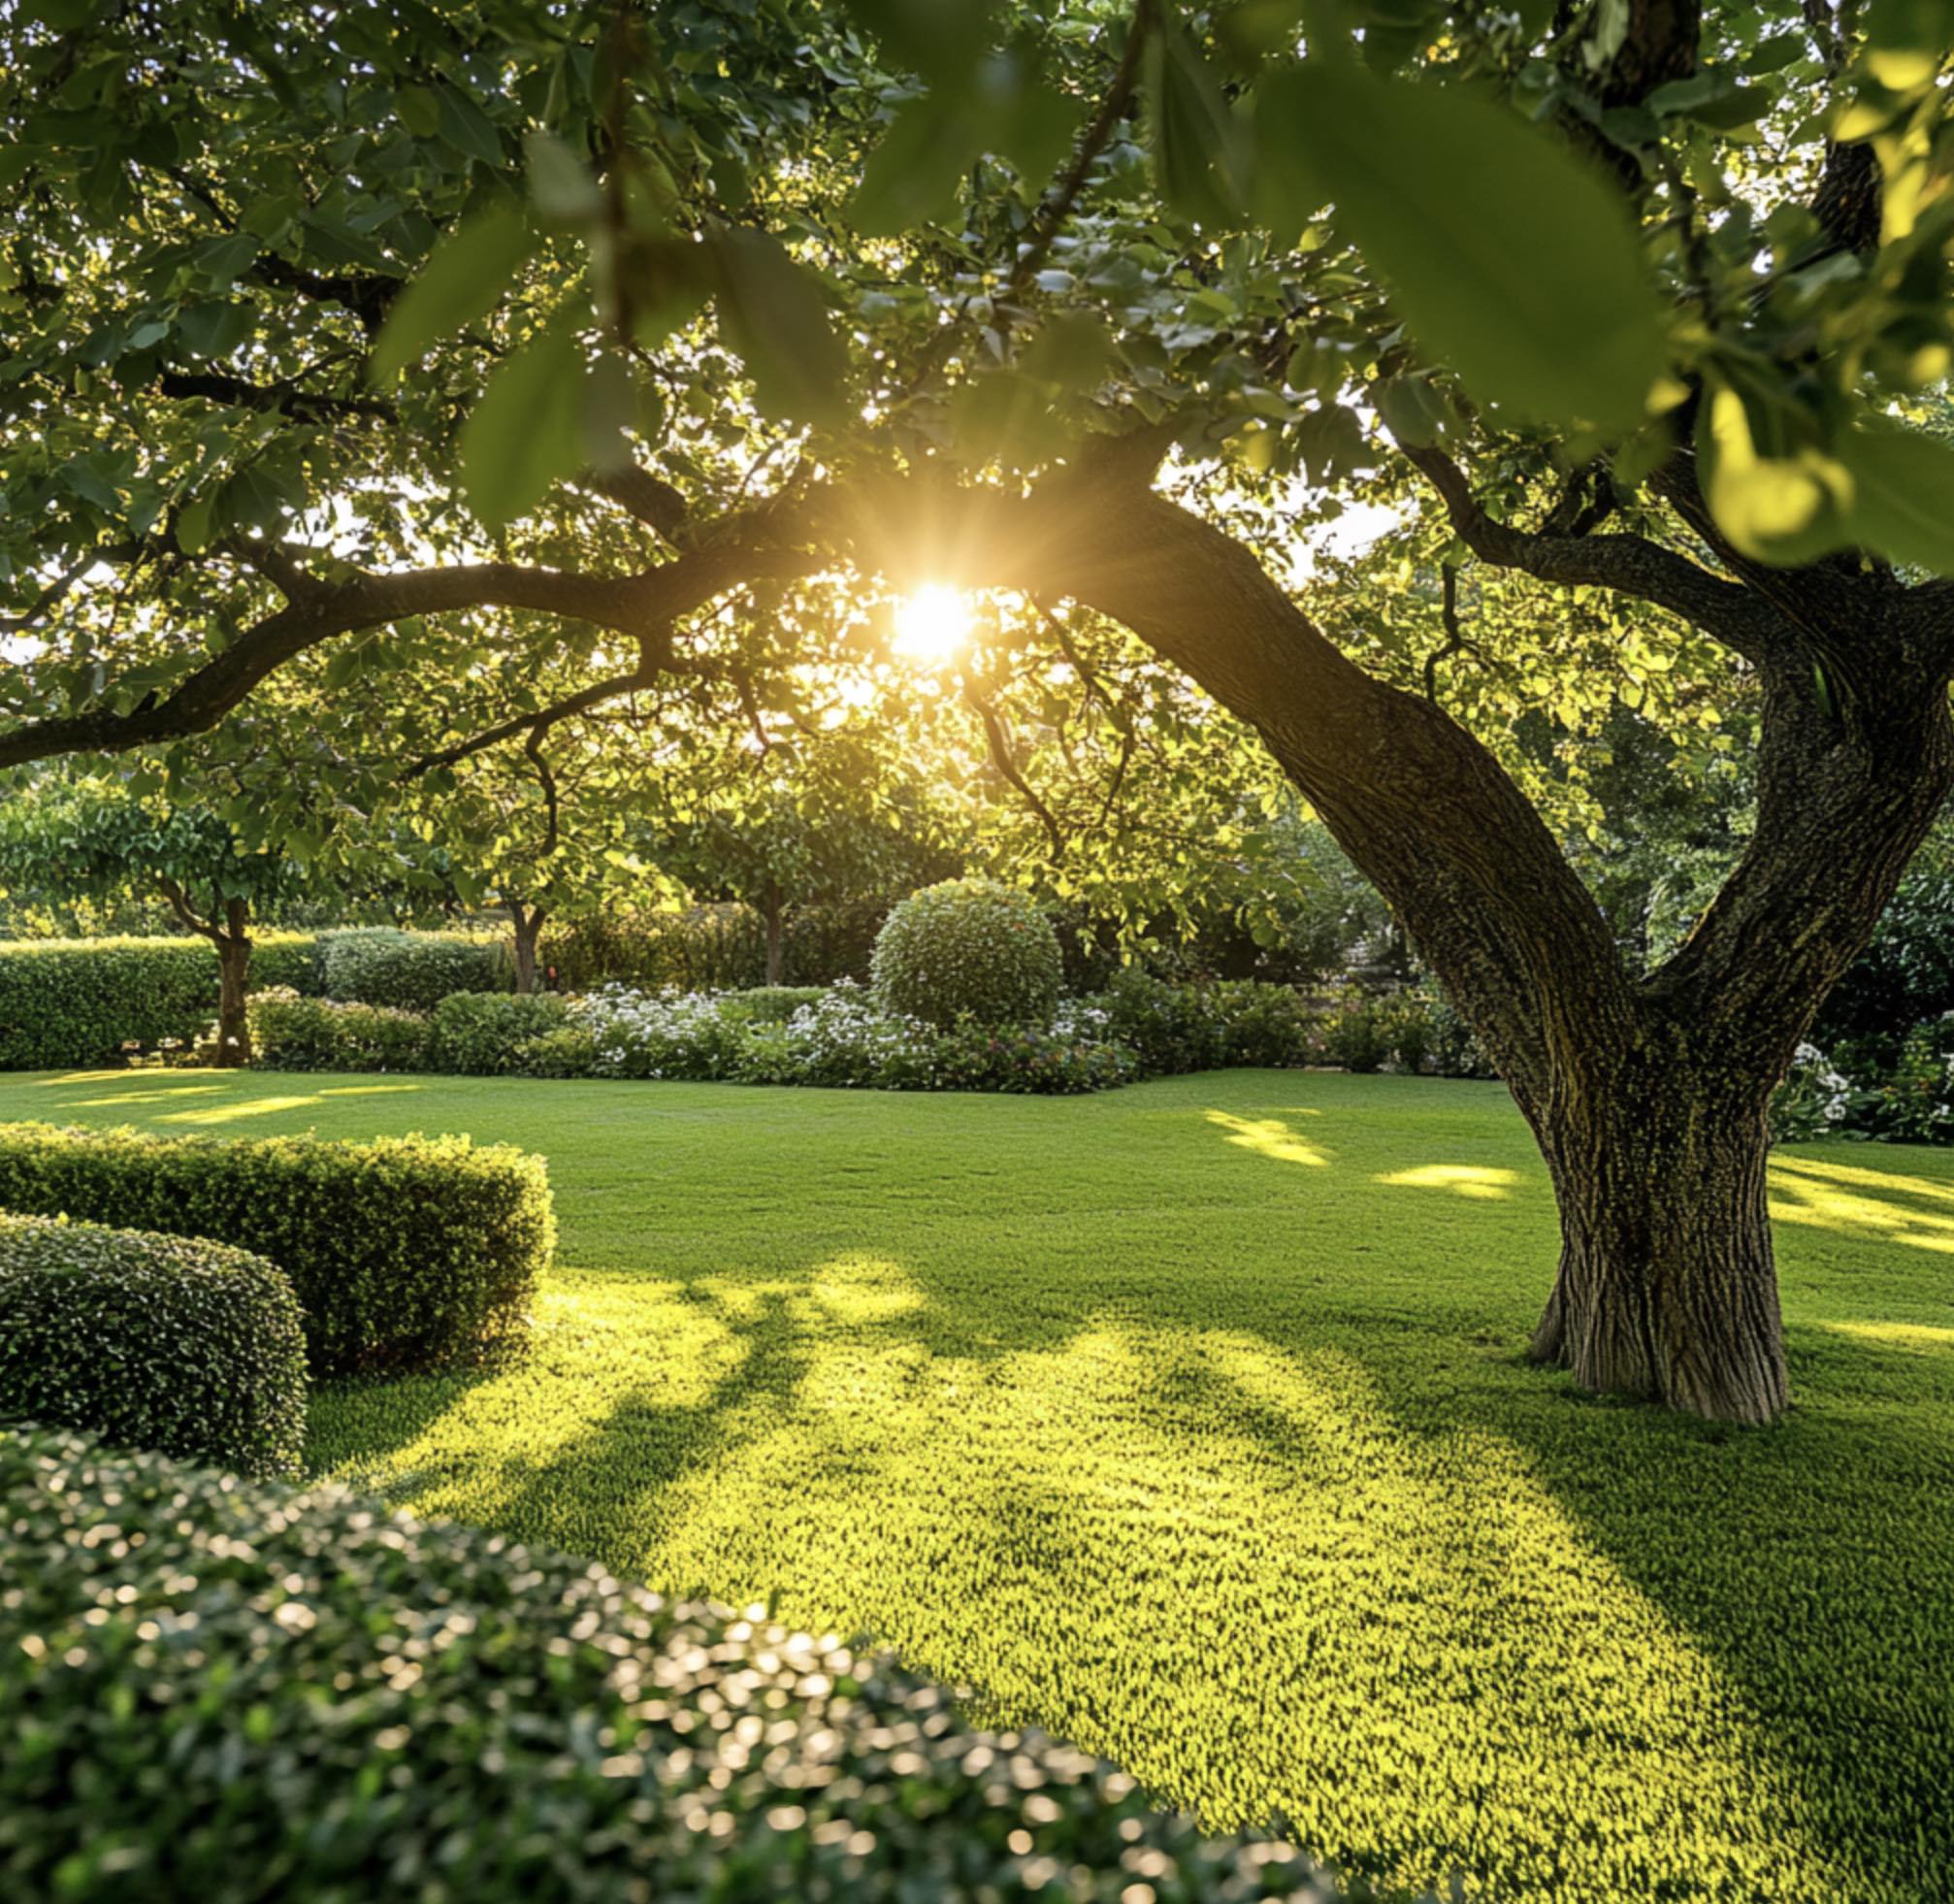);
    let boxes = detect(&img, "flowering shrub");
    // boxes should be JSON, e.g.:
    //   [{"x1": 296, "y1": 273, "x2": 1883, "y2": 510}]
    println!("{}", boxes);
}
[
  {"x1": 571, "y1": 985, "x2": 758, "y2": 1080},
  {"x1": 737, "y1": 982, "x2": 941, "y2": 1089},
  {"x1": 1770, "y1": 1042, "x2": 1856, "y2": 1141},
  {"x1": 871, "y1": 878, "x2": 1063, "y2": 1029},
  {"x1": 932, "y1": 1019, "x2": 1141, "y2": 1094}
]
